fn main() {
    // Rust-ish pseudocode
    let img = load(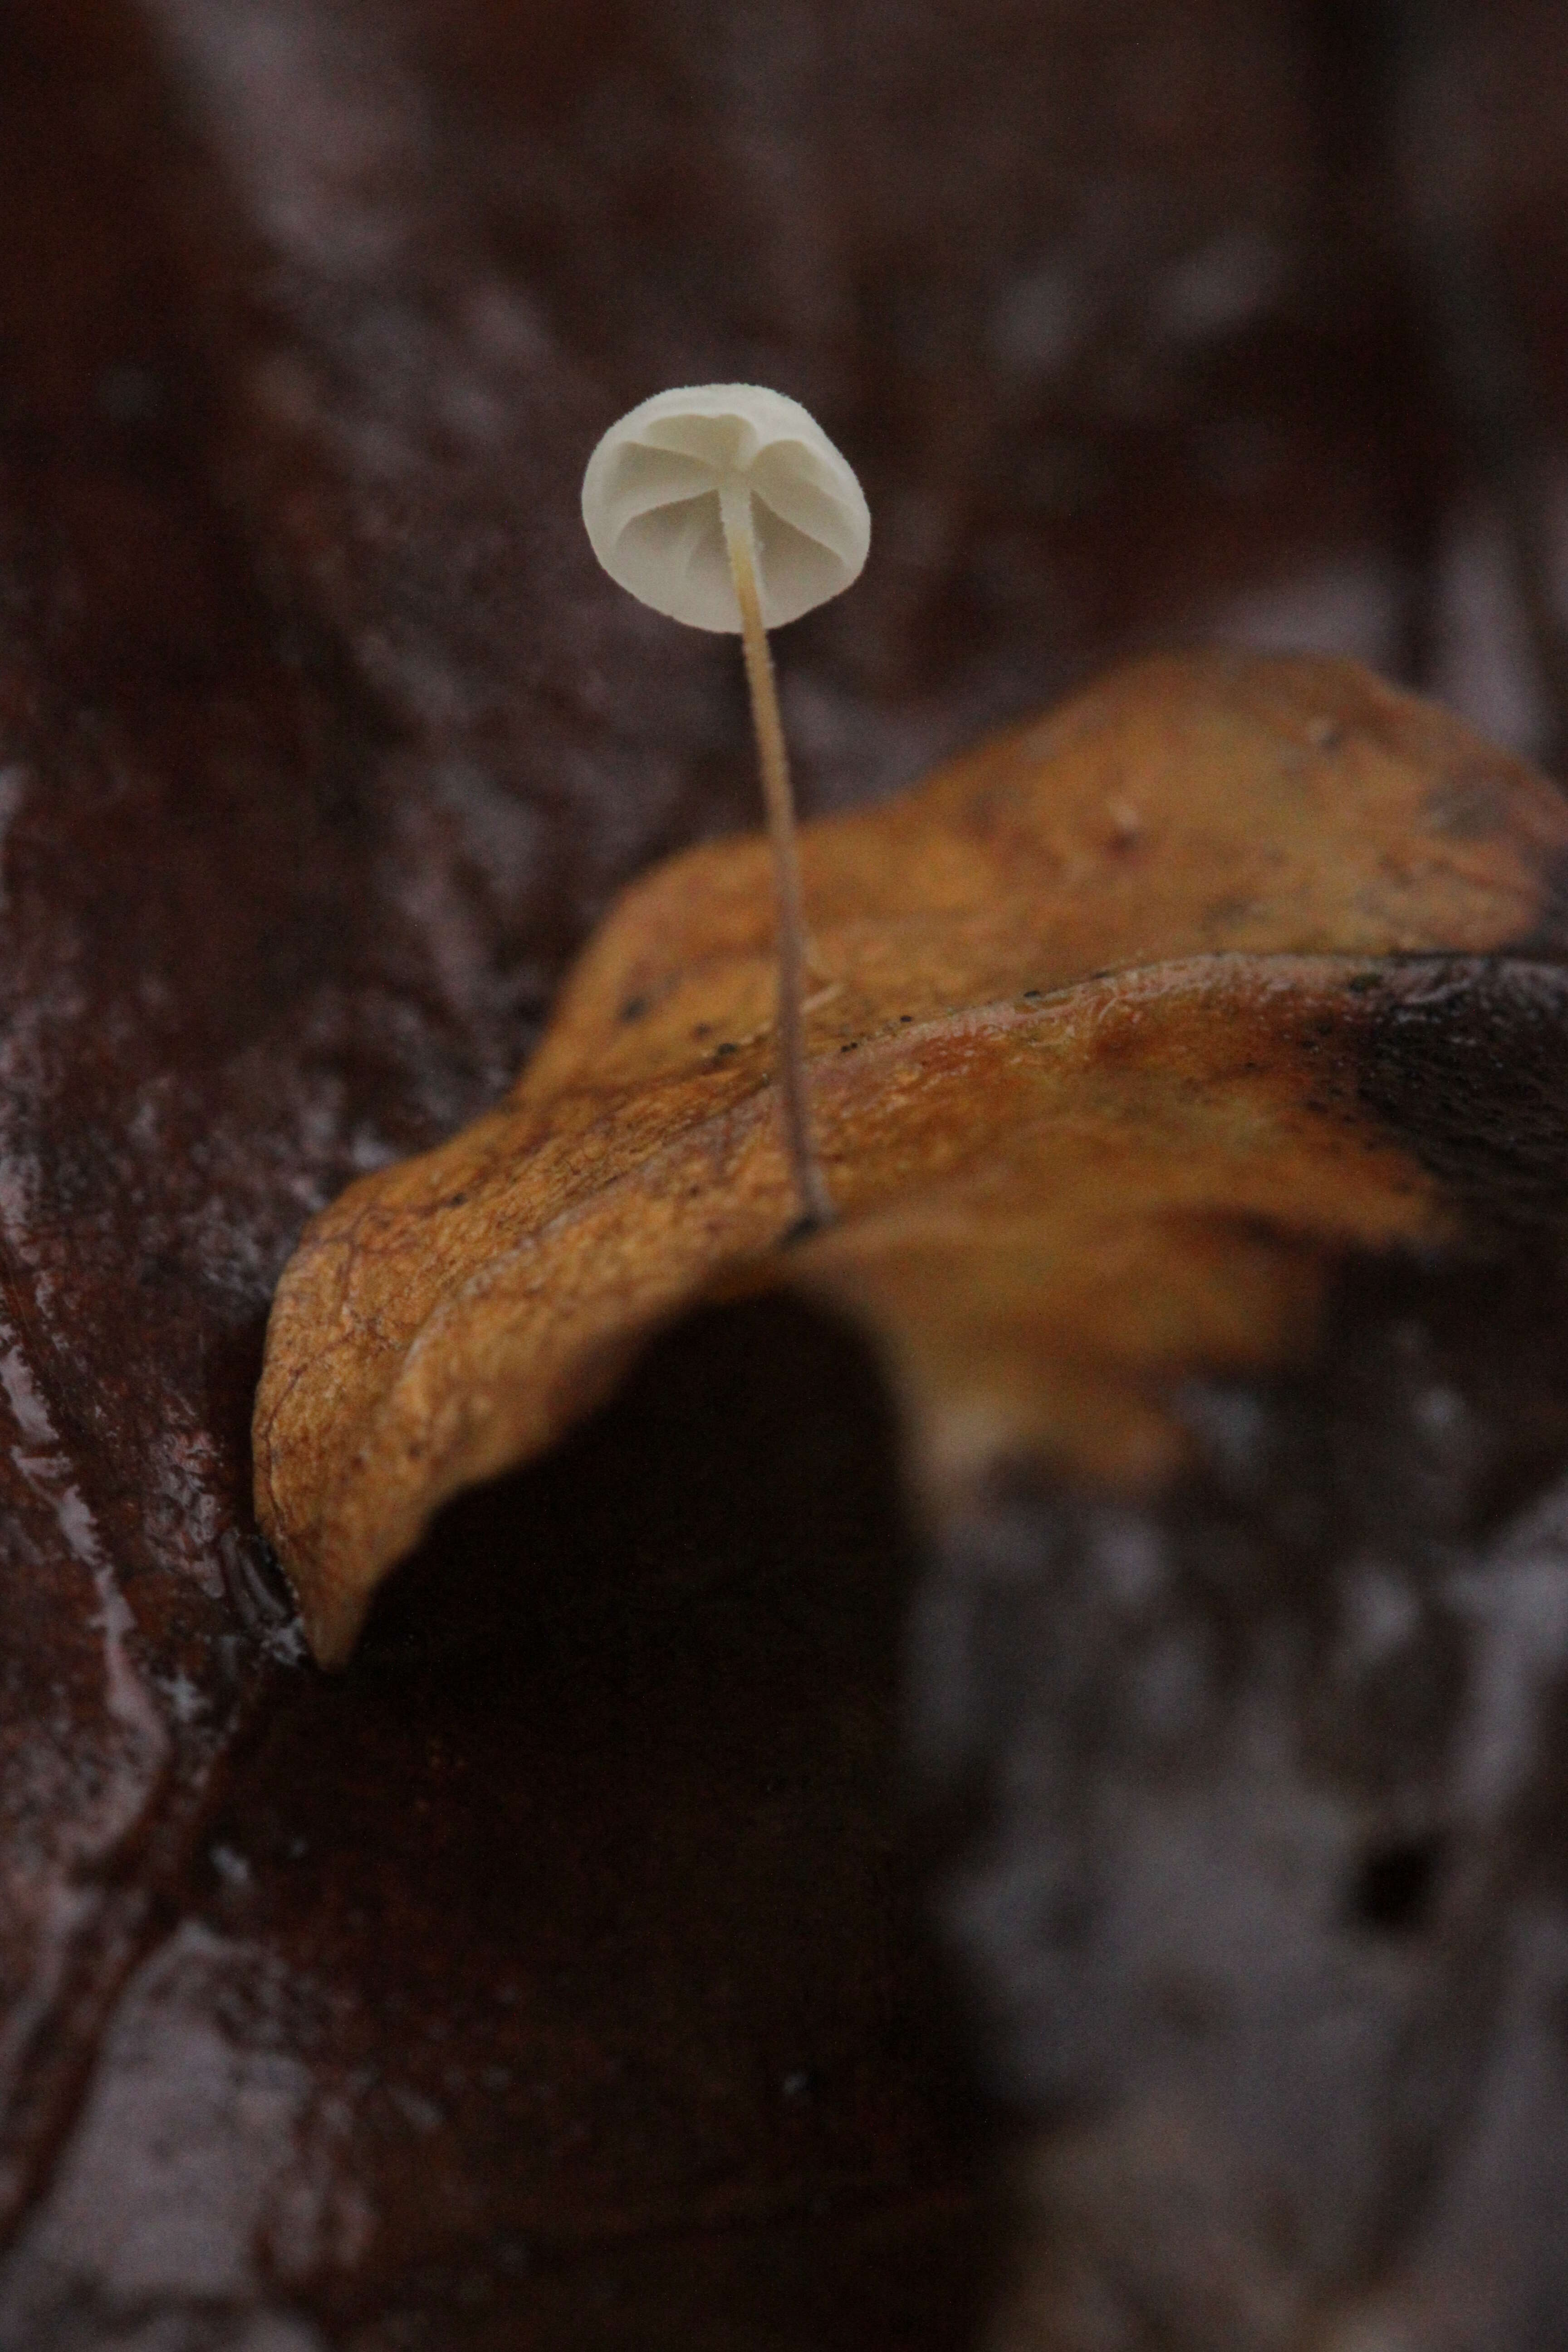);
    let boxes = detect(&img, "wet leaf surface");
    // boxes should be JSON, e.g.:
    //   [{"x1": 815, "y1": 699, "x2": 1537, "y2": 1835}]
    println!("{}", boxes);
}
[
  {"x1": 5, "y1": 2, "x2": 1568, "y2": 2348},
  {"x1": 925, "y1": 1251, "x2": 1568, "y2": 2351}
]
